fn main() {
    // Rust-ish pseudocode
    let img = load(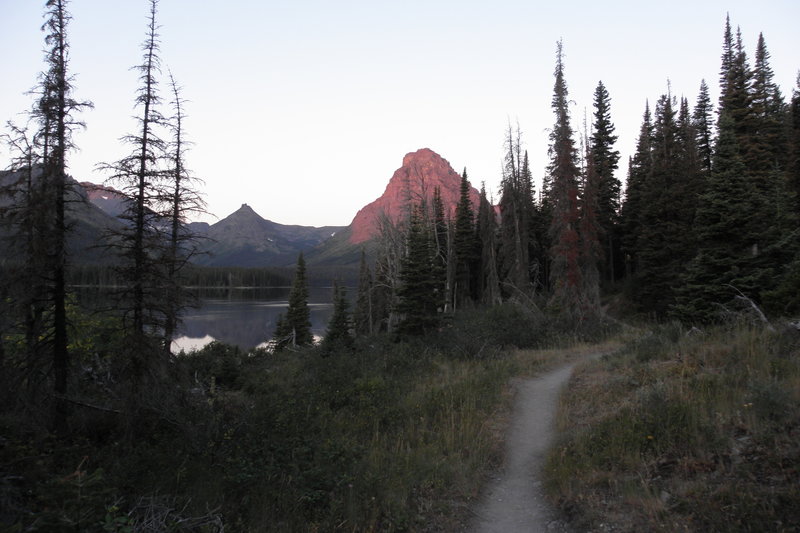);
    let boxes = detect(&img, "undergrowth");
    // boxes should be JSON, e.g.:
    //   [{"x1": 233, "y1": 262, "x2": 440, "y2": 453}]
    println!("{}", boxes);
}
[
  {"x1": 544, "y1": 321, "x2": 800, "y2": 532},
  {"x1": 1, "y1": 302, "x2": 615, "y2": 531}
]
